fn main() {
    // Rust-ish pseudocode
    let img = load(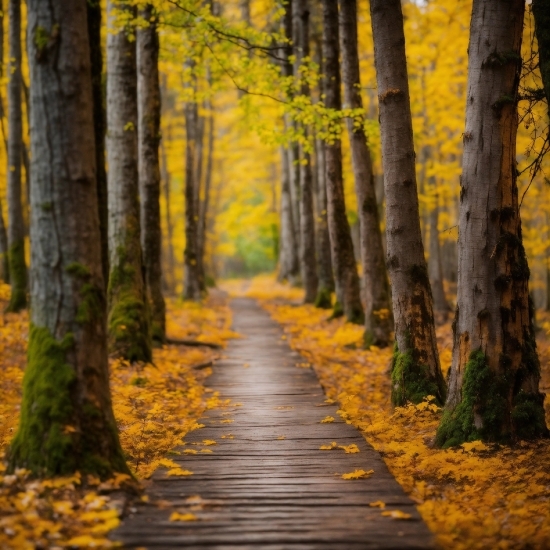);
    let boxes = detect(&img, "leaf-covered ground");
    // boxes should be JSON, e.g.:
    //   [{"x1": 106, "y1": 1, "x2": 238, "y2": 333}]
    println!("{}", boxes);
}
[
  {"x1": 0, "y1": 285, "x2": 236, "y2": 549},
  {"x1": 226, "y1": 276, "x2": 550, "y2": 550}
]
